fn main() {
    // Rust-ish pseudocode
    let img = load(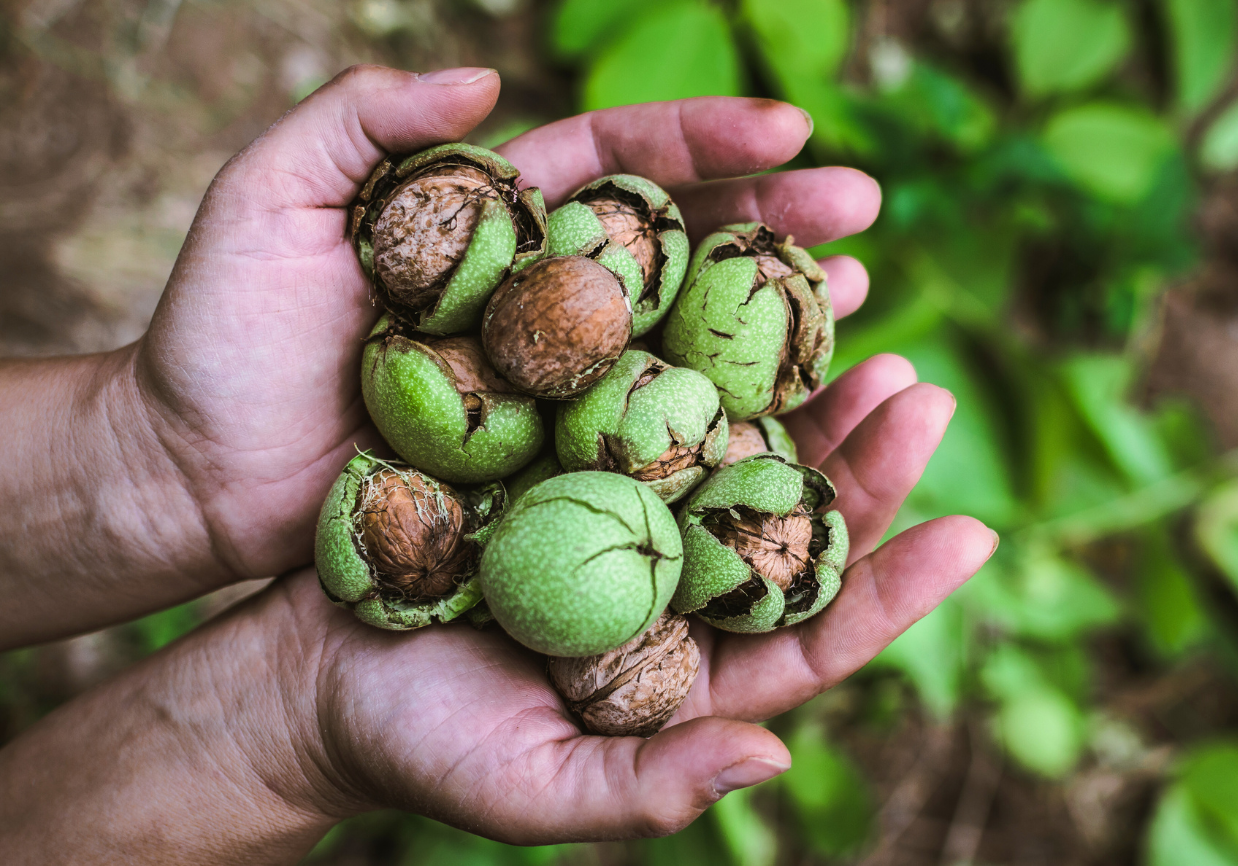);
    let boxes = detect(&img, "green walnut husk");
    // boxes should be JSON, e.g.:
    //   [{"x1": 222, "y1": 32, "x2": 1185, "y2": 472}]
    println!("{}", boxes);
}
[
  {"x1": 349, "y1": 143, "x2": 547, "y2": 335},
  {"x1": 480, "y1": 472, "x2": 684, "y2": 657},
  {"x1": 719, "y1": 417, "x2": 797, "y2": 467},
  {"x1": 546, "y1": 175, "x2": 689, "y2": 337},
  {"x1": 556, "y1": 350, "x2": 727, "y2": 504},
  {"x1": 315, "y1": 451, "x2": 505, "y2": 631},
  {"x1": 361, "y1": 314, "x2": 544, "y2": 484},
  {"x1": 672, "y1": 453, "x2": 848, "y2": 633},
  {"x1": 662, "y1": 222, "x2": 834, "y2": 420},
  {"x1": 503, "y1": 451, "x2": 564, "y2": 504}
]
